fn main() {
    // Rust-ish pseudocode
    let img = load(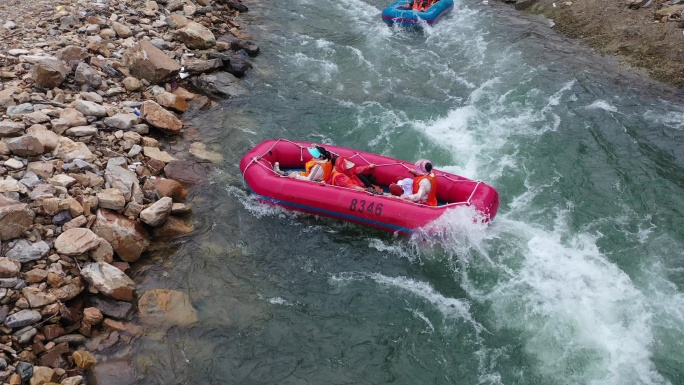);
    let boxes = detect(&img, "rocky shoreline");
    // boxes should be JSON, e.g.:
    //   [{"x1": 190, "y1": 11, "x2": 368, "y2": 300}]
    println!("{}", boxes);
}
[
  {"x1": 497, "y1": 0, "x2": 684, "y2": 87},
  {"x1": 0, "y1": 0, "x2": 257, "y2": 383}
]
